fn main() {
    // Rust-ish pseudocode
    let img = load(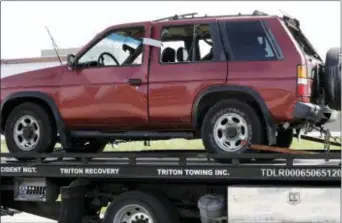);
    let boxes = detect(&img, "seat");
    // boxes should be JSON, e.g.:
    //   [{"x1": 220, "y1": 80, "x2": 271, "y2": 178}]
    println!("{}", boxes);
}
[
  {"x1": 161, "y1": 47, "x2": 176, "y2": 63},
  {"x1": 176, "y1": 47, "x2": 189, "y2": 62}
]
